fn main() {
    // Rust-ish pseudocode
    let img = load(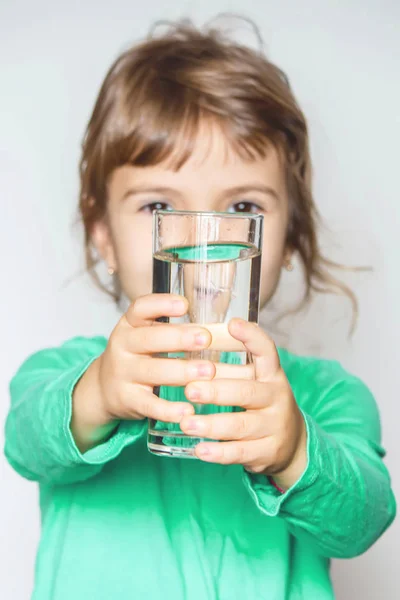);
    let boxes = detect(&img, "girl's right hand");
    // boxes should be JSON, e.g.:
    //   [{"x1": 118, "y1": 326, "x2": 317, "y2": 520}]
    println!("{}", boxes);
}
[{"x1": 71, "y1": 294, "x2": 214, "y2": 451}]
